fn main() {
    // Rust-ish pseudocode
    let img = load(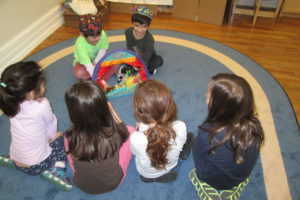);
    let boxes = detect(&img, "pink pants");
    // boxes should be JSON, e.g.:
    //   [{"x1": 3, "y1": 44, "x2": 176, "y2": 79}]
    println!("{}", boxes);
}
[
  {"x1": 64, "y1": 126, "x2": 135, "y2": 181},
  {"x1": 119, "y1": 126, "x2": 135, "y2": 182},
  {"x1": 73, "y1": 63, "x2": 91, "y2": 79},
  {"x1": 74, "y1": 63, "x2": 119, "y2": 81}
]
